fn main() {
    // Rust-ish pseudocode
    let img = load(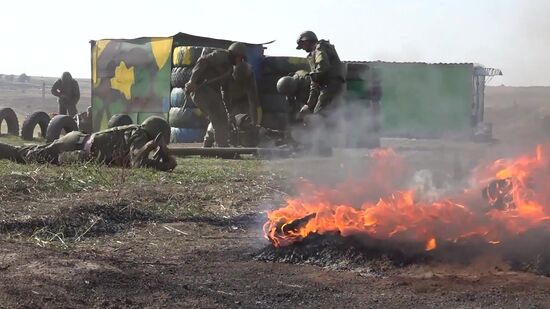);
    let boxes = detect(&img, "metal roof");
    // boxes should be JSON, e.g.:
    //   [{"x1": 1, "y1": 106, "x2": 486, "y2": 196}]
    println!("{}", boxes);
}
[{"x1": 344, "y1": 61, "x2": 502, "y2": 76}]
